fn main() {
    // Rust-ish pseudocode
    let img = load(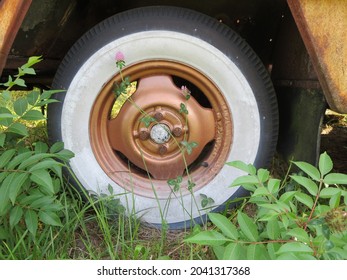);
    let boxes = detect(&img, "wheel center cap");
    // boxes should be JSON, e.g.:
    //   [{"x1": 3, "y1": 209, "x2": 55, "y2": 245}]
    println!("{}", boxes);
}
[{"x1": 150, "y1": 123, "x2": 170, "y2": 144}]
